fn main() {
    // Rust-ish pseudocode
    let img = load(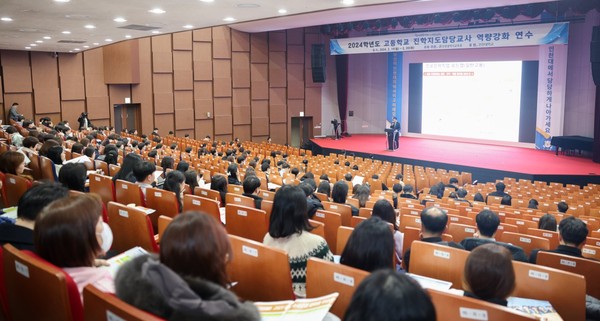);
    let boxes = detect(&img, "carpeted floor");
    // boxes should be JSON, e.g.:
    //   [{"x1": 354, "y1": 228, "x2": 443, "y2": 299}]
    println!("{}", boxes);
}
[{"x1": 311, "y1": 135, "x2": 600, "y2": 176}]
